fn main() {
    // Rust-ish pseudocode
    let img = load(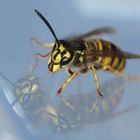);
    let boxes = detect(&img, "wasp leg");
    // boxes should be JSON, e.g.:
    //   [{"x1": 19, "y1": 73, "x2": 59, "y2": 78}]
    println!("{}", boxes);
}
[
  {"x1": 90, "y1": 65, "x2": 103, "y2": 96},
  {"x1": 60, "y1": 96, "x2": 75, "y2": 111},
  {"x1": 105, "y1": 66, "x2": 140, "y2": 81},
  {"x1": 29, "y1": 42, "x2": 39, "y2": 75},
  {"x1": 57, "y1": 69, "x2": 78, "y2": 94},
  {"x1": 31, "y1": 37, "x2": 54, "y2": 47},
  {"x1": 29, "y1": 59, "x2": 38, "y2": 75},
  {"x1": 35, "y1": 51, "x2": 51, "y2": 58}
]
